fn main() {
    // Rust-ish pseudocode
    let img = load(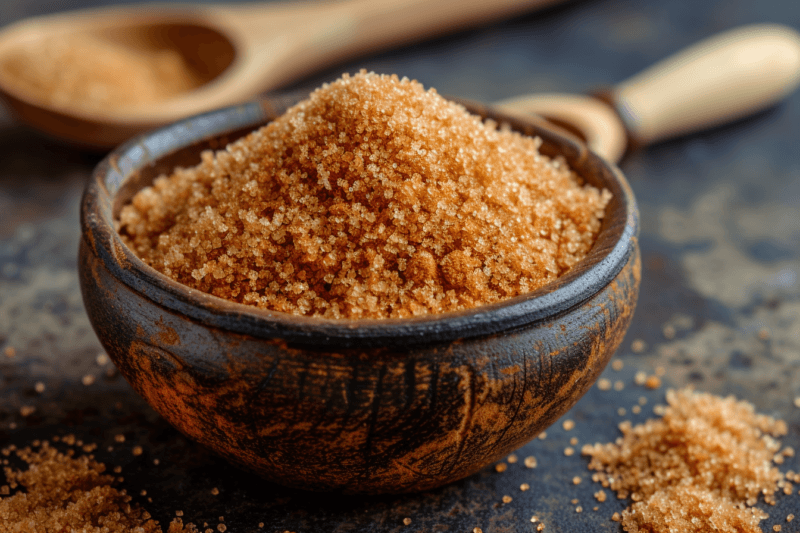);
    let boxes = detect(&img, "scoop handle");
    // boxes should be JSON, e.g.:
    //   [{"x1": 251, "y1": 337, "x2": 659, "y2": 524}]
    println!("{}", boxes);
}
[{"x1": 612, "y1": 24, "x2": 800, "y2": 146}]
